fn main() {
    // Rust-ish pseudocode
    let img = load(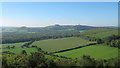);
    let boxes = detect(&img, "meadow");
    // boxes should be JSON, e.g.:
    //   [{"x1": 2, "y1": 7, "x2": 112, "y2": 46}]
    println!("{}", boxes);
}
[
  {"x1": 30, "y1": 37, "x2": 95, "y2": 52},
  {"x1": 80, "y1": 29, "x2": 118, "y2": 39},
  {"x1": 2, "y1": 42, "x2": 28, "y2": 48},
  {"x1": 55, "y1": 44, "x2": 118, "y2": 59},
  {"x1": 3, "y1": 48, "x2": 38, "y2": 55},
  {"x1": 2, "y1": 42, "x2": 38, "y2": 55}
]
